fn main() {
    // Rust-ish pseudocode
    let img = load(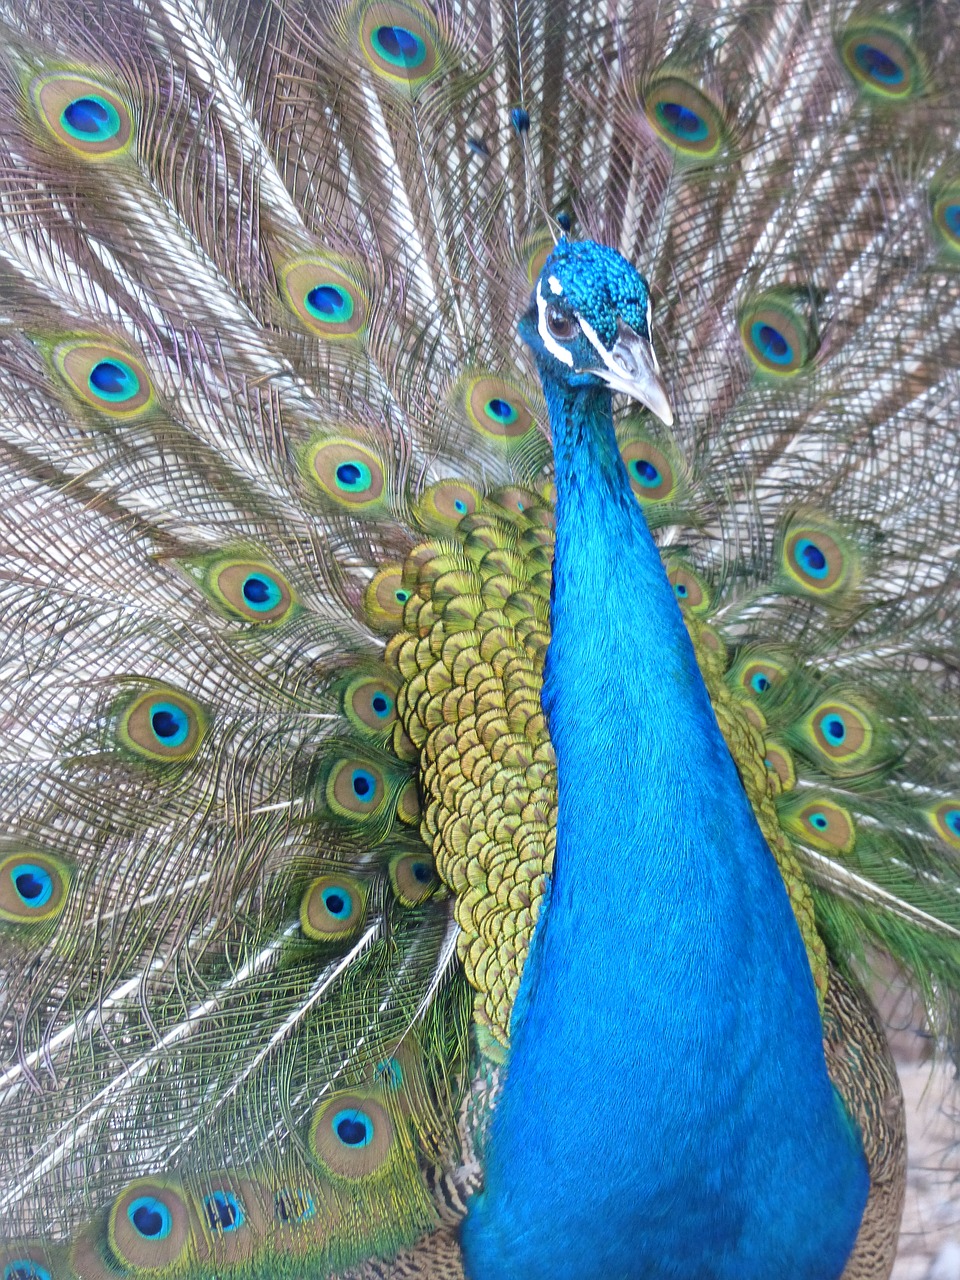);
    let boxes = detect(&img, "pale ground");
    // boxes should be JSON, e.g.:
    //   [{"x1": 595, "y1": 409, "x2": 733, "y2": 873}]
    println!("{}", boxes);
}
[{"x1": 878, "y1": 977, "x2": 960, "y2": 1280}]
